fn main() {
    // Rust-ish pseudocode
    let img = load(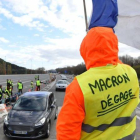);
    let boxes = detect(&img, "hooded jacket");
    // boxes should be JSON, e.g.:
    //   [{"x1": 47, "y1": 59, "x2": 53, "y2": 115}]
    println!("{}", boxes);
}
[{"x1": 56, "y1": 27, "x2": 139, "y2": 140}]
